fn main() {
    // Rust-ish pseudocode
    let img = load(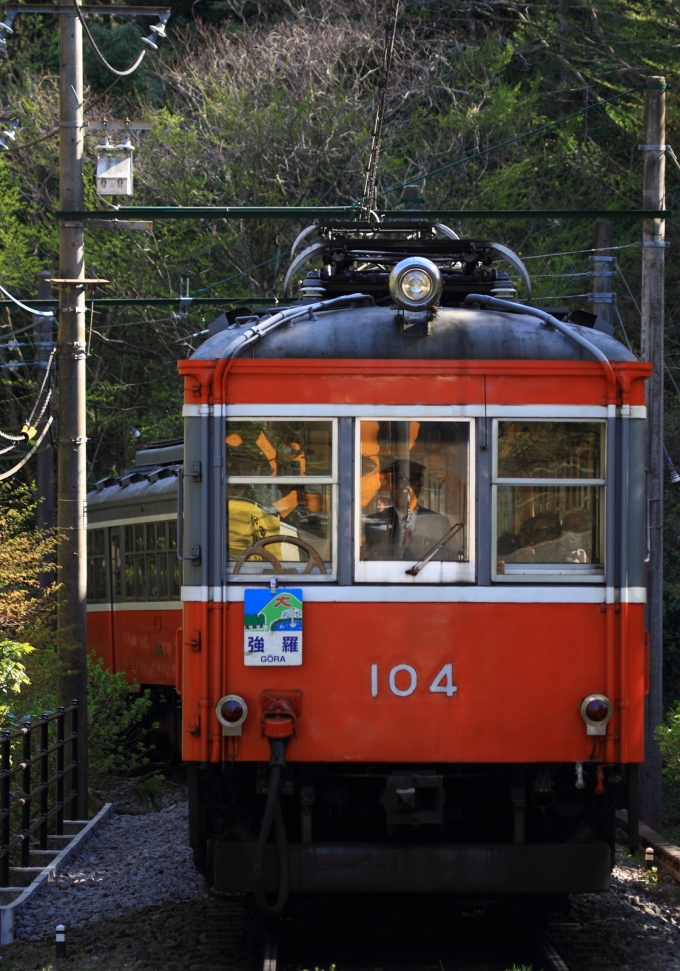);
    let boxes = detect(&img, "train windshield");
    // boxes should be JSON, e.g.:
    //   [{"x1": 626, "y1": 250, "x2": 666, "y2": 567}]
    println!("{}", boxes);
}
[
  {"x1": 494, "y1": 421, "x2": 605, "y2": 578},
  {"x1": 226, "y1": 419, "x2": 335, "y2": 577},
  {"x1": 357, "y1": 420, "x2": 472, "y2": 583}
]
